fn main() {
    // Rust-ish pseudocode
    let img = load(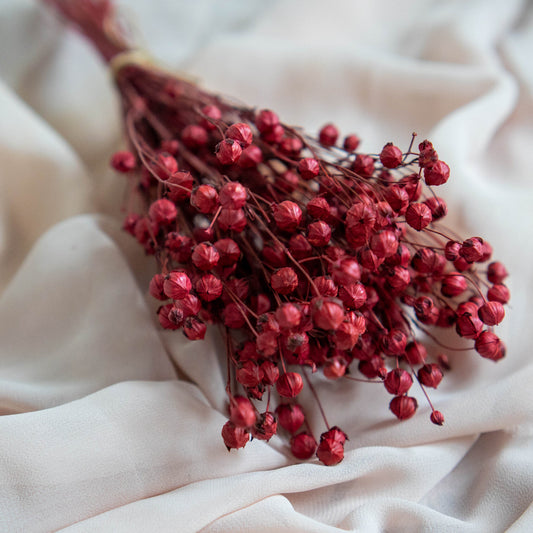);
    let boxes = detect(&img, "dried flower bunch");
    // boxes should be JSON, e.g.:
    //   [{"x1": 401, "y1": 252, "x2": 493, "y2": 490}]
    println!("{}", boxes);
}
[{"x1": 45, "y1": 0, "x2": 509, "y2": 465}]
